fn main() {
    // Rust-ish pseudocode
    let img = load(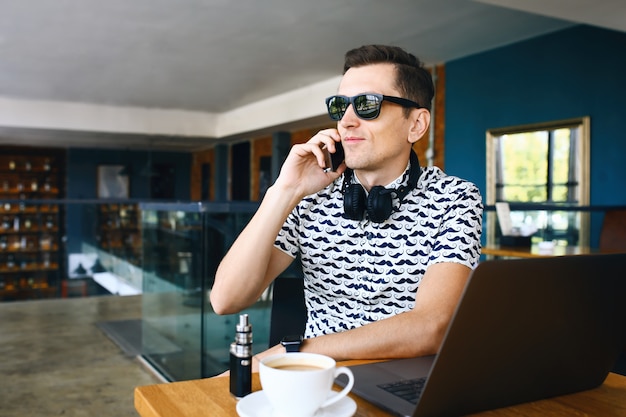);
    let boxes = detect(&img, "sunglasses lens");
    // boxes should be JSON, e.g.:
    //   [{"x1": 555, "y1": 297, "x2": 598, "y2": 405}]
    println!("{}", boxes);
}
[
  {"x1": 326, "y1": 94, "x2": 382, "y2": 120},
  {"x1": 327, "y1": 96, "x2": 349, "y2": 121},
  {"x1": 354, "y1": 94, "x2": 381, "y2": 120}
]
